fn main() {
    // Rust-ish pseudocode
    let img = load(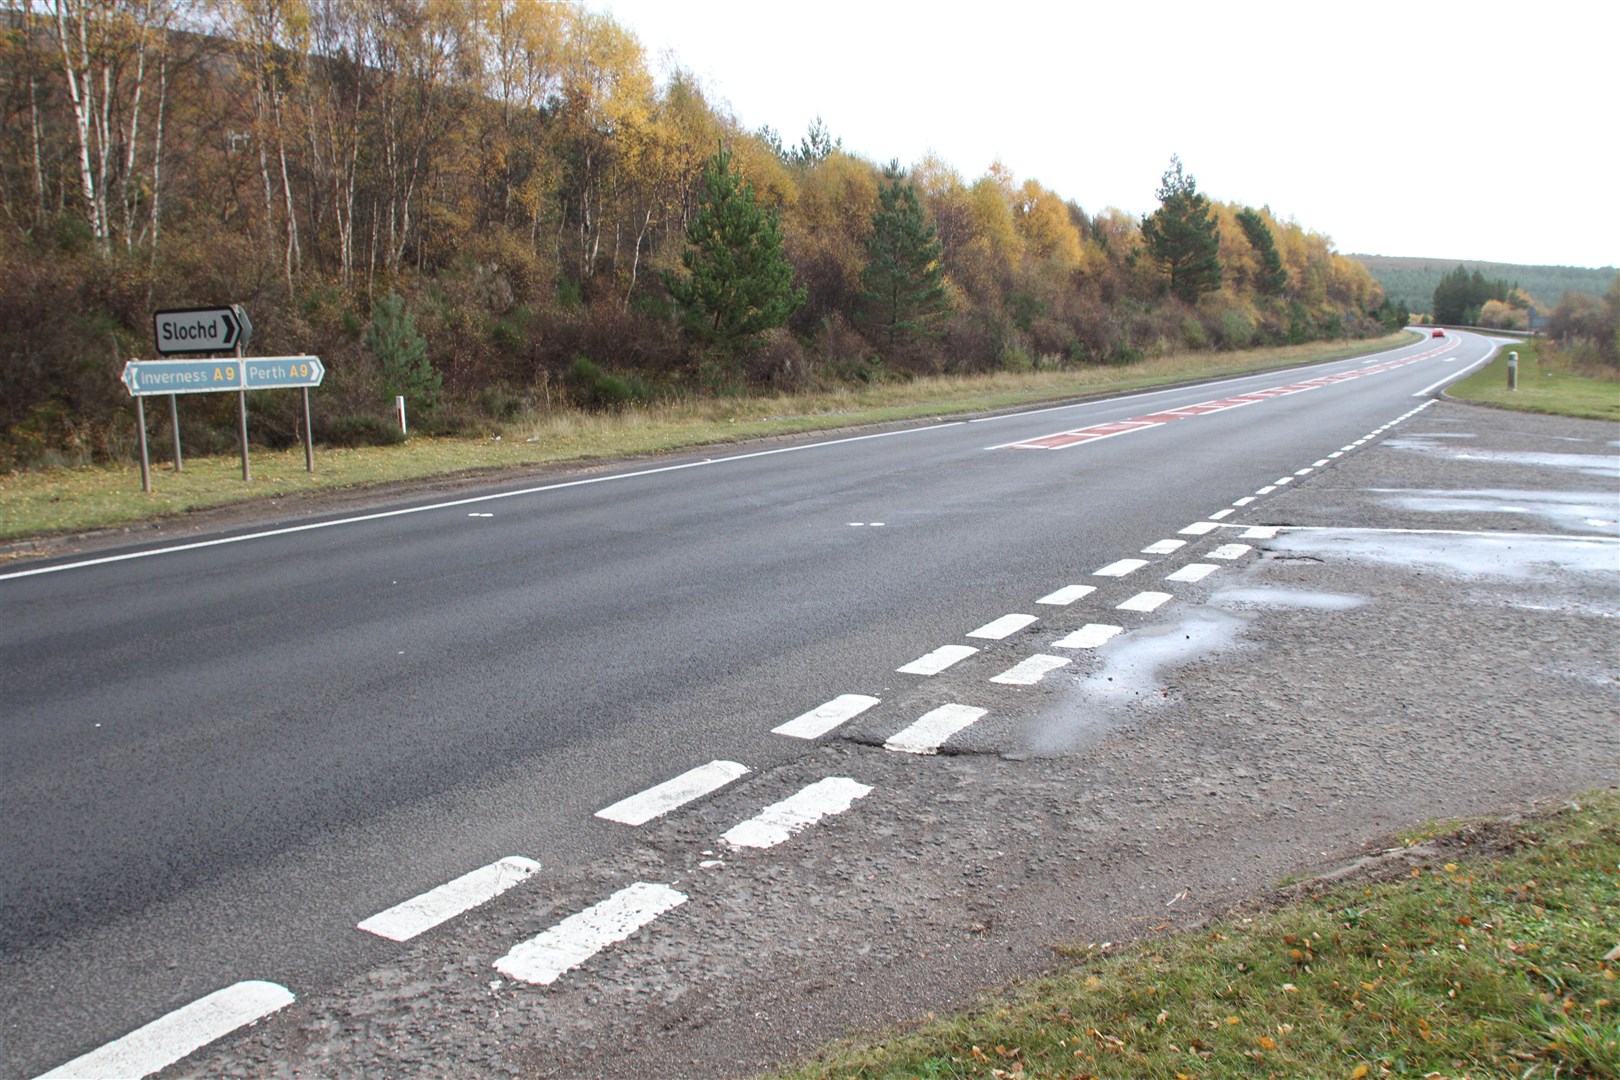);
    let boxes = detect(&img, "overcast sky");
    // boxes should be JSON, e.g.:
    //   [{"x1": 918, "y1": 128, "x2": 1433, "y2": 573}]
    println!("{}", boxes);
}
[{"x1": 598, "y1": 0, "x2": 1617, "y2": 270}]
